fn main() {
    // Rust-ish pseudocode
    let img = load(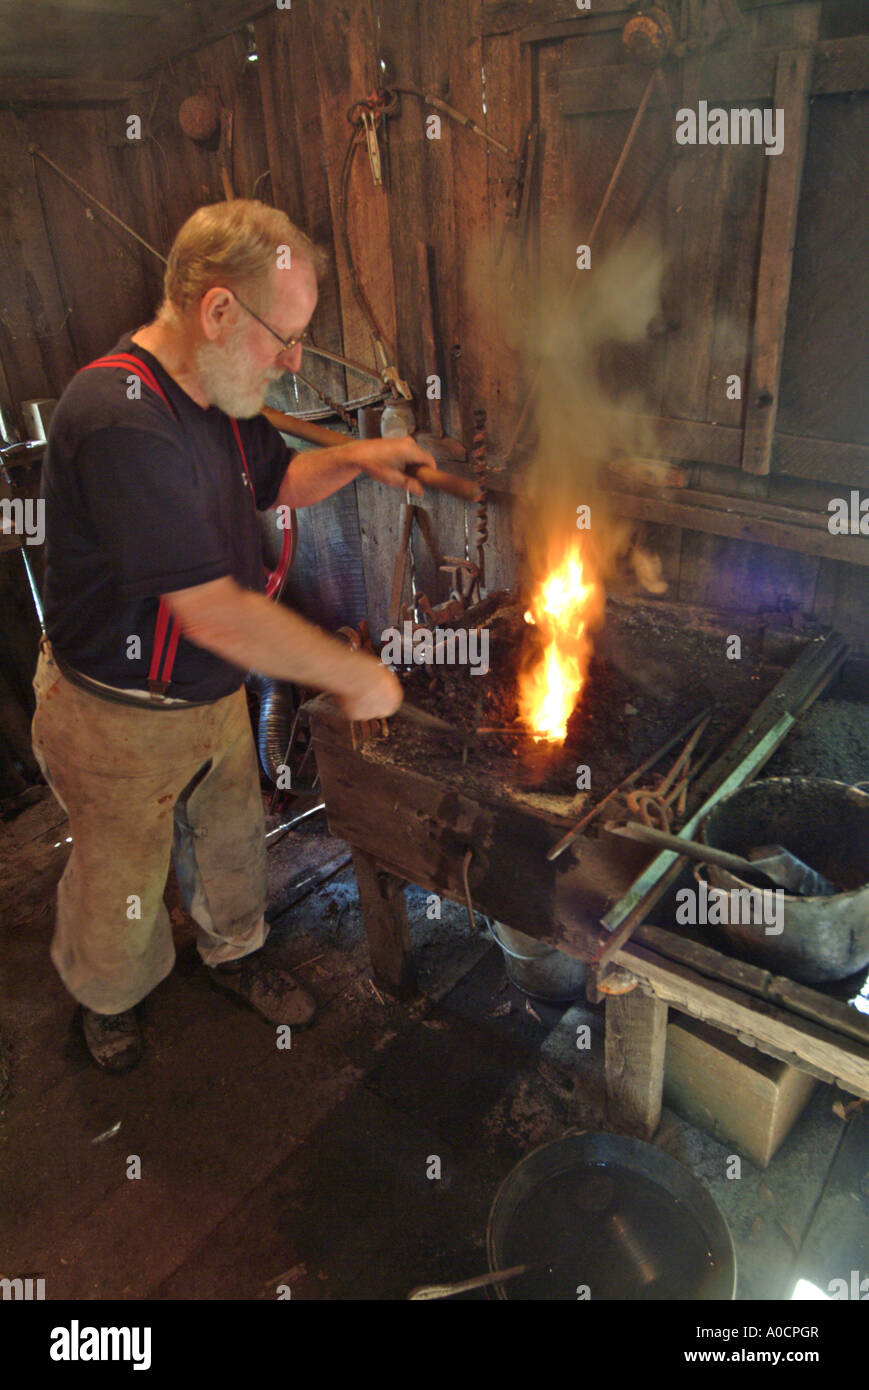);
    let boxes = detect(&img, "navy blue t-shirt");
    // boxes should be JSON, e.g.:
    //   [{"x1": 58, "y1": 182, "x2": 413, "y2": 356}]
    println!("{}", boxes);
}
[{"x1": 42, "y1": 333, "x2": 294, "y2": 702}]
